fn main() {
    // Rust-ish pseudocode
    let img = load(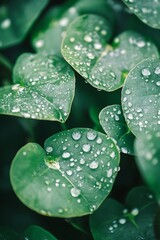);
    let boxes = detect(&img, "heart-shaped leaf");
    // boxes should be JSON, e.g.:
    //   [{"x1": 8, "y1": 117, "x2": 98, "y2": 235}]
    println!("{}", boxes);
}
[
  {"x1": 90, "y1": 186, "x2": 158, "y2": 240},
  {"x1": 122, "y1": 0, "x2": 160, "y2": 29},
  {"x1": 122, "y1": 58, "x2": 160, "y2": 137},
  {"x1": 31, "y1": 0, "x2": 114, "y2": 55},
  {"x1": 99, "y1": 105, "x2": 135, "y2": 155},
  {"x1": 10, "y1": 128, "x2": 120, "y2": 218},
  {"x1": 62, "y1": 18, "x2": 158, "y2": 91},
  {"x1": 135, "y1": 131, "x2": 160, "y2": 203},
  {"x1": 0, "y1": 0, "x2": 48, "y2": 48},
  {"x1": 0, "y1": 52, "x2": 75, "y2": 122},
  {"x1": 24, "y1": 225, "x2": 57, "y2": 240}
]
